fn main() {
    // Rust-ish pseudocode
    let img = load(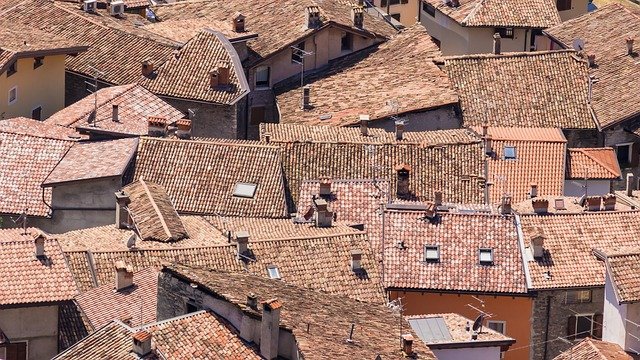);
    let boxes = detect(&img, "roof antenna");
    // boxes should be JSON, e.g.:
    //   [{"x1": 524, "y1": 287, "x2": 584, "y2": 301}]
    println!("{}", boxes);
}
[
  {"x1": 388, "y1": 297, "x2": 405, "y2": 350},
  {"x1": 346, "y1": 323, "x2": 356, "y2": 343},
  {"x1": 86, "y1": 65, "x2": 105, "y2": 127},
  {"x1": 11, "y1": 208, "x2": 28, "y2": 235}
]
